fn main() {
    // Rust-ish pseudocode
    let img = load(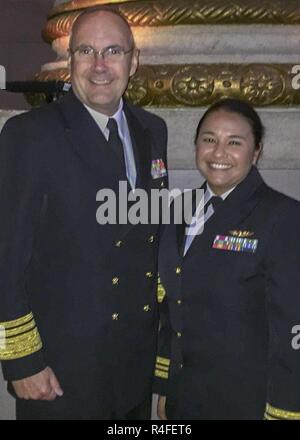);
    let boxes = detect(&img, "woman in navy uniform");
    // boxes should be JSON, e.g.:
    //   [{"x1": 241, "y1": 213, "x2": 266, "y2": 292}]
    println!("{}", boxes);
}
[{"x1": 154, "y1": 98, "x2": 300, "y2": 420}]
